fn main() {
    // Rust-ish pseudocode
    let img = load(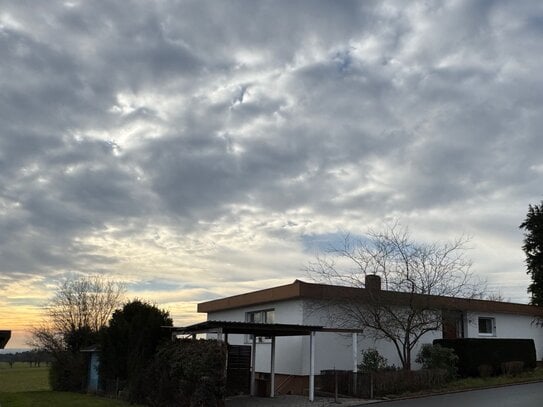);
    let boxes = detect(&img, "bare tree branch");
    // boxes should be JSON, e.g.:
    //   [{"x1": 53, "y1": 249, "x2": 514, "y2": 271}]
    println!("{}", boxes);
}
[
  {"x1": 306, "y1": 223, "x2": 485, "y2": 370},
  {"x1": 30, "y1": 275, "x2": 125, "y2": 352}
]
